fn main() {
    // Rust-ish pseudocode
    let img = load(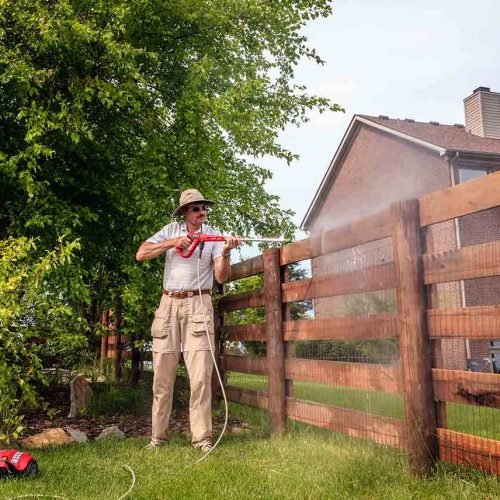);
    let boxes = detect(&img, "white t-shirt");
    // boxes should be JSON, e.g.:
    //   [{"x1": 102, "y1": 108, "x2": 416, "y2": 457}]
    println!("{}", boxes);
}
[{"x1": 147, "y1": 222, "x2": 224, "y2": 290}]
